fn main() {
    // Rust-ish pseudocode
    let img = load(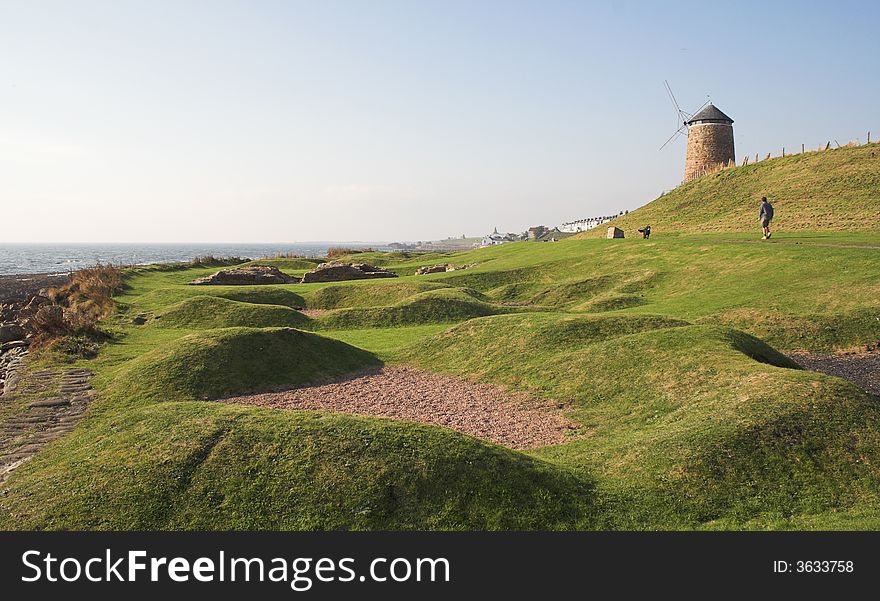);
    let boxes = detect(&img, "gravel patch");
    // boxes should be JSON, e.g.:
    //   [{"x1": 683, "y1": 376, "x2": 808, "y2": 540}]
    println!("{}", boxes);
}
[
  {"x1": 220, "y1": 366, "x2": 581, "y2": 449},
  {"x1": 789, "y1": 352, "x2": 880, "y2": 397}
]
